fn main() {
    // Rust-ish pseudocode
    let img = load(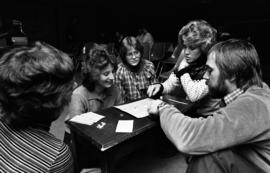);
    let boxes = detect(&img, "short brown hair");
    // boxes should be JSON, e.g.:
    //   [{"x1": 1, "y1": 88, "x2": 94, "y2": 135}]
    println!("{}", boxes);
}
[{"x1": 0, "y1": 41, "x2": 74, "y2": 129}]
